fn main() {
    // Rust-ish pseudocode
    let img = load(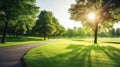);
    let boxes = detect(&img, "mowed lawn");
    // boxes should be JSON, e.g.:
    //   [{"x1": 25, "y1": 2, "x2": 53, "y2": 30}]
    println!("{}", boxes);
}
[
  {"x1": 24, "y1": 38, "x2": 120, "y2": 67},
  {"x1": 0, "y1": 37, "x2": 43, "y2": 47}
]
